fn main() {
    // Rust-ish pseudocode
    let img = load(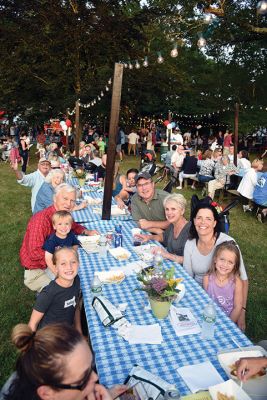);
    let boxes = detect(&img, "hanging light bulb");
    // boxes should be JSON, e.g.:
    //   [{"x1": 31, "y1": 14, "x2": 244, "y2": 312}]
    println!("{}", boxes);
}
[
  {"x1": 197, "y1": 36, "x2": 206, "y2": 48},
  {"x1": 105, "y1": 86, "x2": 109, "y2": 91},
  {"x1": 124, "y1": 63, "x2": 128, "y2": 68},
  {"x1": 128, "y1": 61, "x2": 133, "y2": 69},
  {"x1": 98, "y1": 96, "x2": 101, "y2": 101},
  {"x1": 135, "y1": 60, "x2": 140, "y2": 69},
  {"x1": 170, "y1": 43, "x2": 178, "y2": 58},
  {"x1": 108, "y1": 78, "x2": 112, "y2": 84},
  {"x1": 157, "y1": 52, "x2": 164, "y2": 64},
  {"x1": 257, "y1": 1, "x2": 267, "y2": 14},
  {"x1": 143, "y1": 56, "x2": 148, "y2": 67},
  {"x1": 101, "y1": 91, "x2": 104, "y2": 97}
]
